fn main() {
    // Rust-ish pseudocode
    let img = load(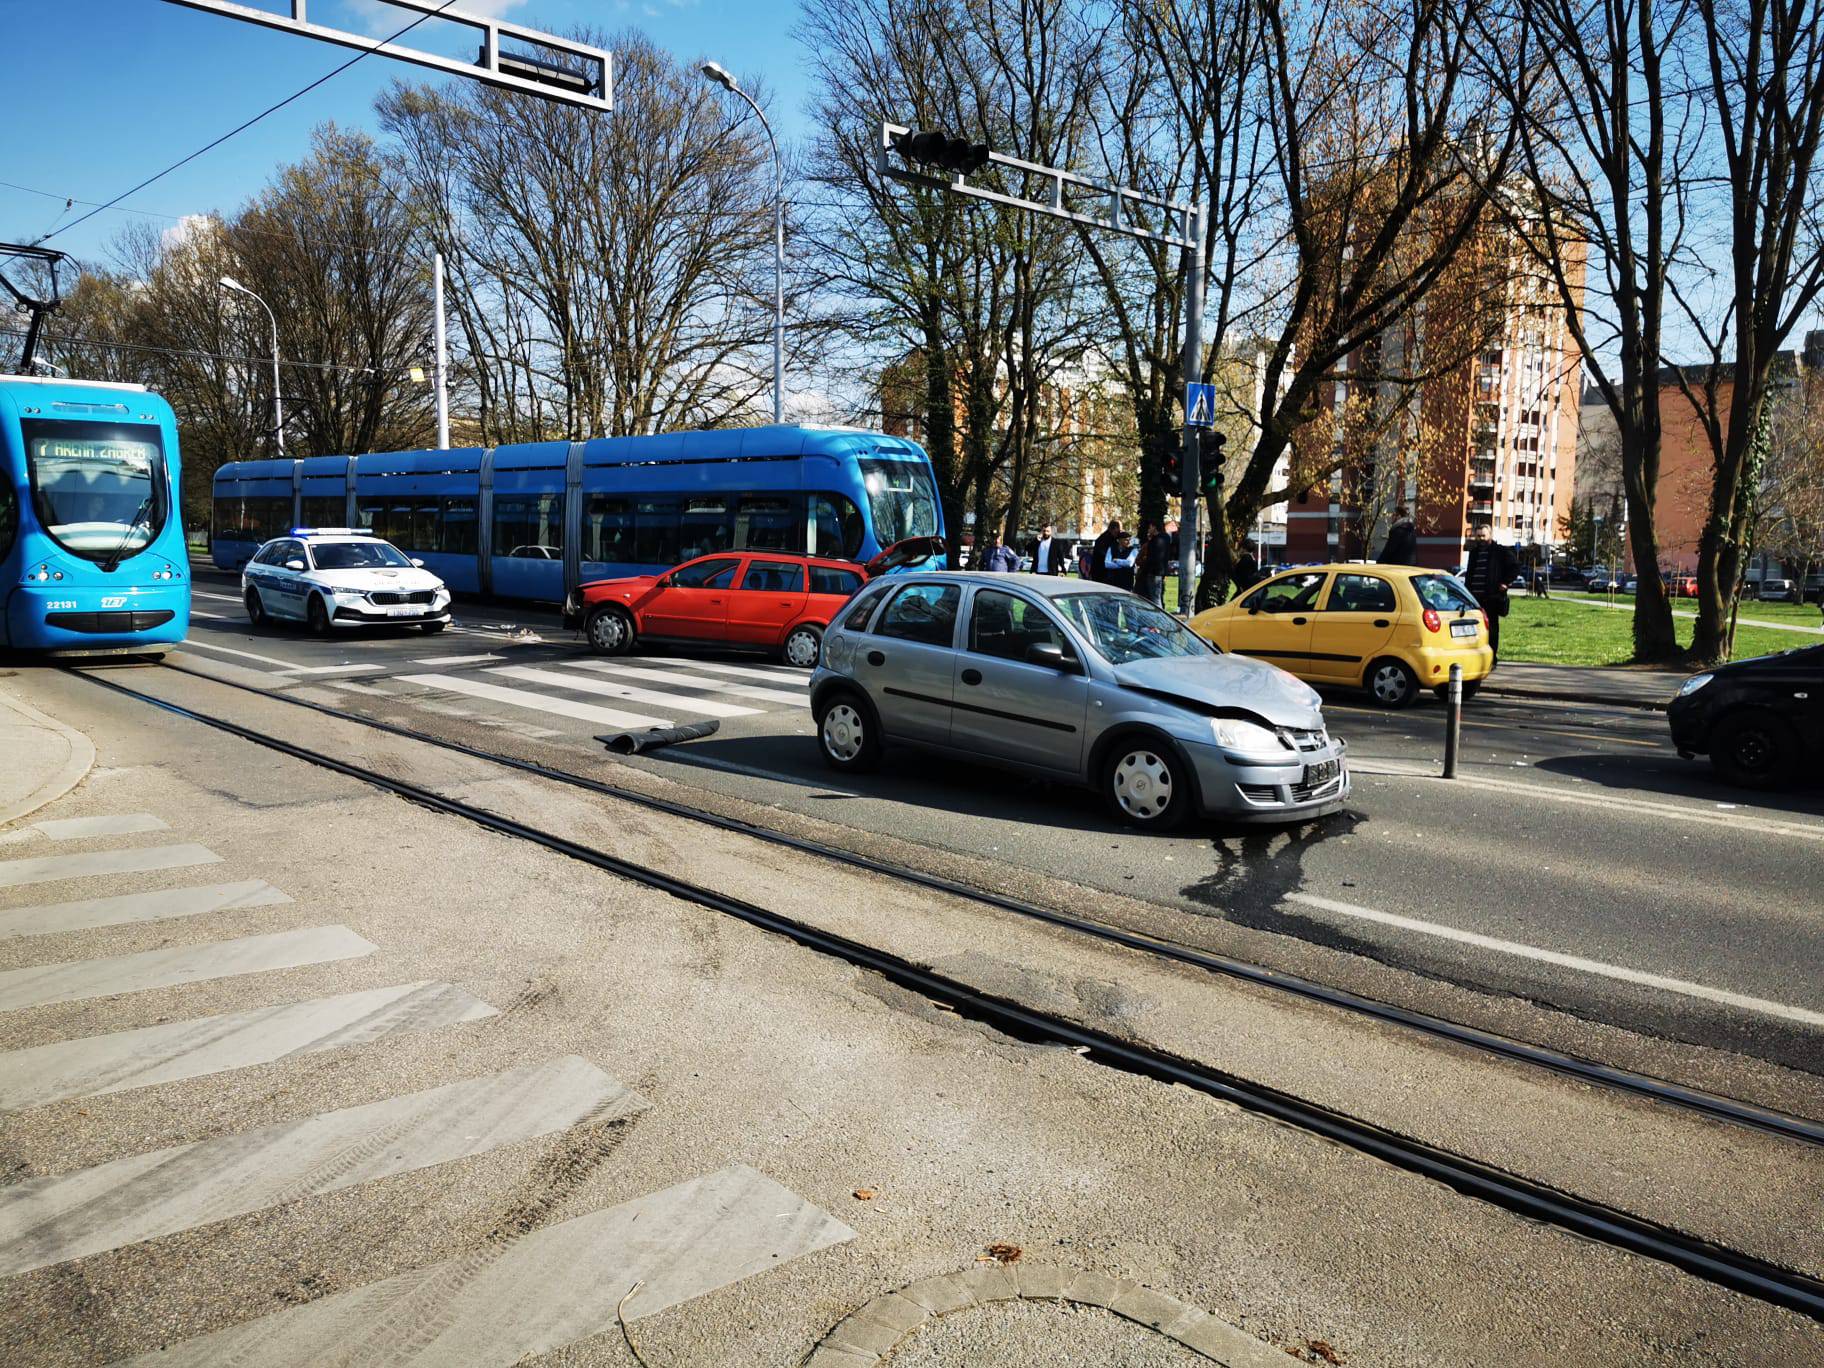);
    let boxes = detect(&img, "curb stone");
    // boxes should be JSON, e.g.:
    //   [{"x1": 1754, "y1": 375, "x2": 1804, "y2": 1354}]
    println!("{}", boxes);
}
[
  {"x1": 0, "y1": 687, "x2": 95, "y2": 826},
  {"x1": 806, "y1": 1263, "x2": 1288, "y2": 1365}
]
